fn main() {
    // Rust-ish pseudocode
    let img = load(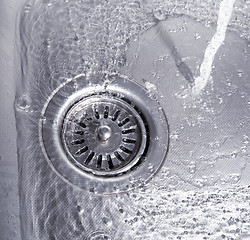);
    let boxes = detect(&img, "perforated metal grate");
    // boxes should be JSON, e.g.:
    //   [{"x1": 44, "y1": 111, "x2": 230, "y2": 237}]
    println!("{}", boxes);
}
[{"x1": 62, "y1": 95, "x2": 147, "y2": 176}]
